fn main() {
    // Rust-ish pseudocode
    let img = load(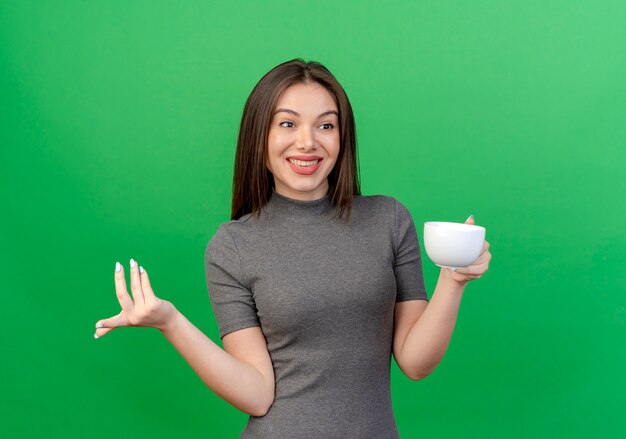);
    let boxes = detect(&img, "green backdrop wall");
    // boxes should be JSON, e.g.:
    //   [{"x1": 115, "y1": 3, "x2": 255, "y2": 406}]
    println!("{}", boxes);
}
[{"x1": 1, "y1": 0, "x2": 624, "y2": 437}]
